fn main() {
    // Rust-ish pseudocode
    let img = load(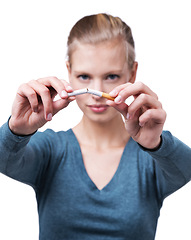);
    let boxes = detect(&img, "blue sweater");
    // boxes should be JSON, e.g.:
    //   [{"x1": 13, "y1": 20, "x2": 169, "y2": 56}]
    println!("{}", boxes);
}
[{"x1": 0, "y1": 121, "x2": 191, "y2": 240}]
